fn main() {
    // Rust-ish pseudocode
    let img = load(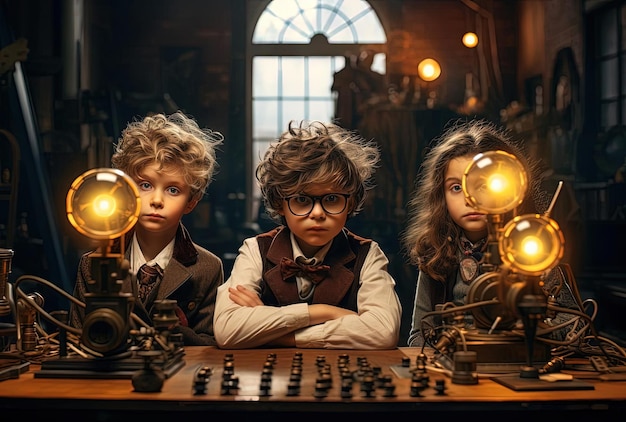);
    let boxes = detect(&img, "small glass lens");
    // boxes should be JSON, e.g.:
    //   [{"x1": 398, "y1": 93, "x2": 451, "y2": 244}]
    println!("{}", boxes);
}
[
  {"x1": 290, "y1": 196, "x2": 313, "y2": 214},
  {"x1": 321, "y1": 194, "x2": 346, "y2": 214},
  {"x1": 286, "y1": 194, "x2": 348, "y2": 215}
]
